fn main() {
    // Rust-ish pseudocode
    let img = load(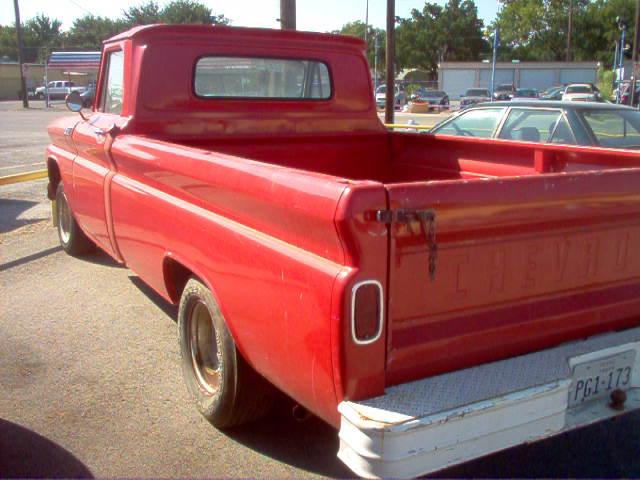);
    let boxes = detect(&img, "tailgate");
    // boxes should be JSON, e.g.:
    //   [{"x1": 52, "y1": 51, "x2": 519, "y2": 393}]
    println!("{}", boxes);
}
[{"x1": 385, "y1": 168, "x2": 640, "y2": 386}]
